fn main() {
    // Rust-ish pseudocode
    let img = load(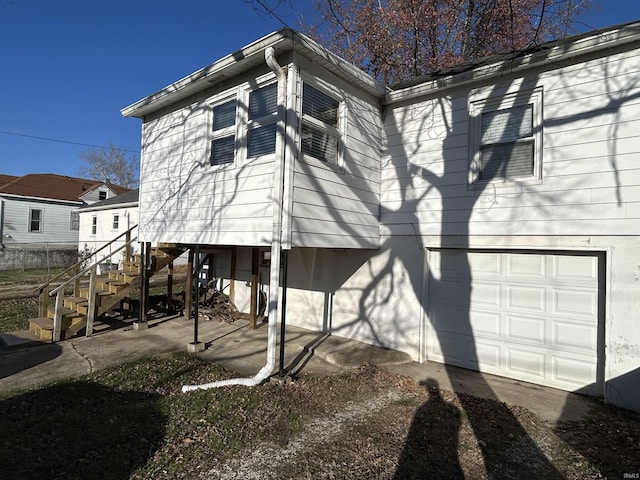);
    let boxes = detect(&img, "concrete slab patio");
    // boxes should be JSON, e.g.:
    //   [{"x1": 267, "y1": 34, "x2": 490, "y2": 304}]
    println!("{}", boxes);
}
[{"x1": 0, "y1": 313, "x2": 600, "y2": 424}]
